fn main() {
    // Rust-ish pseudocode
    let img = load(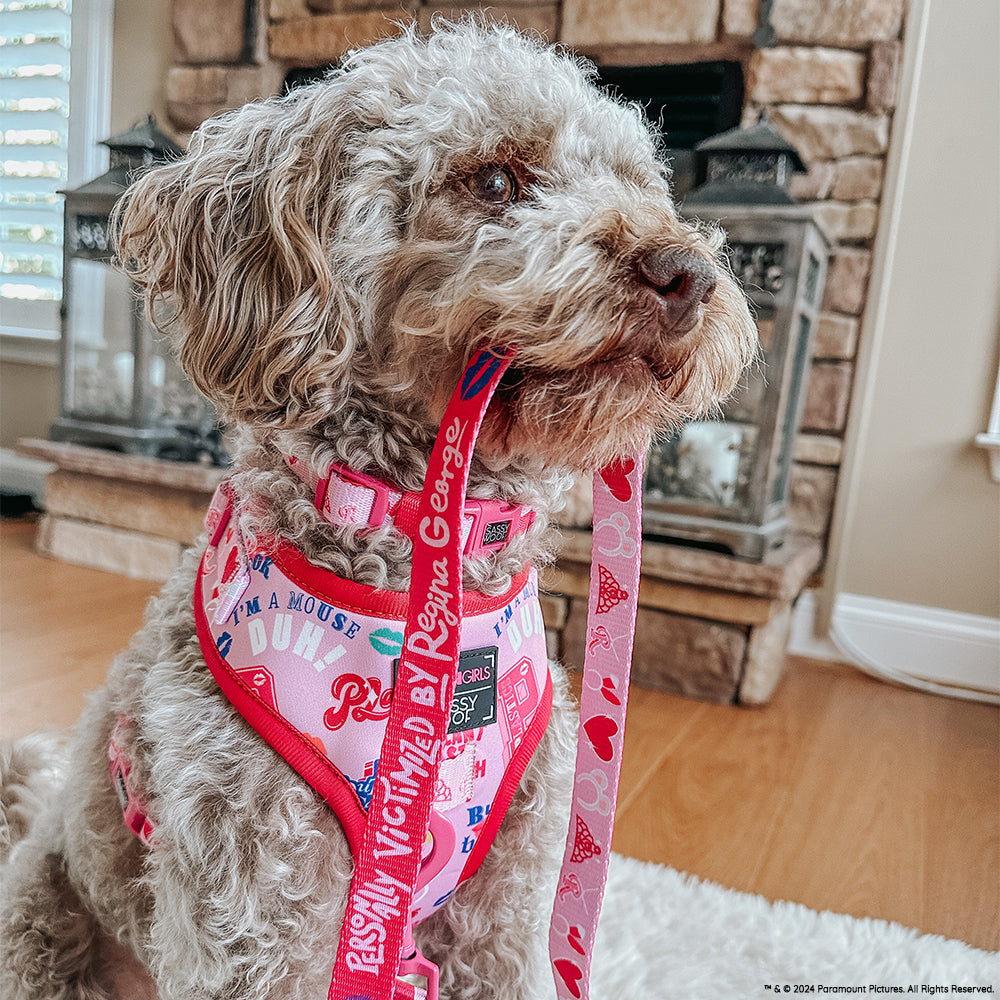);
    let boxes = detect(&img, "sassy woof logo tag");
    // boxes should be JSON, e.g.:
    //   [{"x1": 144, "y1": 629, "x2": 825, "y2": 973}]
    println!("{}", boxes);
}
[
  {"x1": 450, "y1": 646, "x2": 498, "y2": 732},
  {"x1": 482, "y1": 519, "x2": 511, "y2": 546},
  {"x1": 392, "y1": 645, "x2": 498, "y2": 734}
]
